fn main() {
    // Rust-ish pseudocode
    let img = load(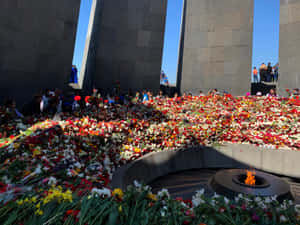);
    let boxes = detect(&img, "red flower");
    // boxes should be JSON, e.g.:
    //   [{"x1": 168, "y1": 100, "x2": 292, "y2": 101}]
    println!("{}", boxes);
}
[
  {"x1": 85, "y1": 96, "x2": 90, "y2": 103},
  {"x1": 74, "y1": 96, "x2": 81, "y2": 101},
  {"x1": 66, "y1": 209, "x2": 80, "y2": 217},
  {"x1": 175, "y1": 197, "x2": 183, "y2": 201},
  {"x1": 219, "y1": 207, "x2": 226, "y2": 213},
  {"x1": 266, "y1": 211, "x2": 272, "y2": 219}
]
